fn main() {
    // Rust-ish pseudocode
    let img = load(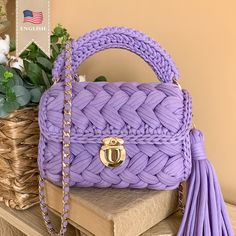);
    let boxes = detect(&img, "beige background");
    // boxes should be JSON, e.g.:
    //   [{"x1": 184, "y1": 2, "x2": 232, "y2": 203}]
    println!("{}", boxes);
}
[
  {"x1": 50, "y1": 0, "x2": 236, "y2": 204},
  {"x1": 6, "y1": 1, "x2": 15, "y2": 37}
]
